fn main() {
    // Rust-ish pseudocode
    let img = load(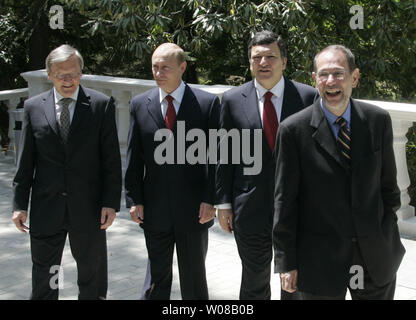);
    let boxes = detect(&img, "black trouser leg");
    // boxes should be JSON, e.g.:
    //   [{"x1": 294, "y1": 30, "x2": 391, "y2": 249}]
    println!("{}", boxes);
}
[
  {"x1": 68, "y1": 229, "x2": 108, "y2": 300},
  {"x1": 234, "y1": 229, "x2": 272, "y2": 300},
  {"x1": 175, "y1": 228, "x2": 209, "y2": 300},
  {"x1": 30, "y1": 230, "x2": 67, "y2": 300},
  {"x1": 143, "y1": 229, "x2": 175, "y2": 300}
]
